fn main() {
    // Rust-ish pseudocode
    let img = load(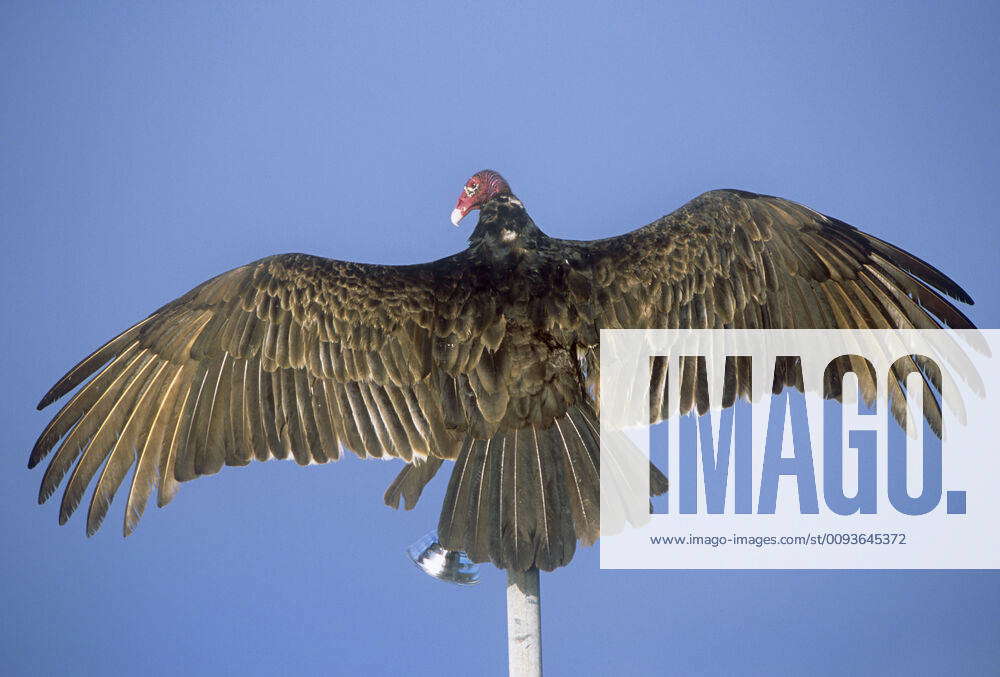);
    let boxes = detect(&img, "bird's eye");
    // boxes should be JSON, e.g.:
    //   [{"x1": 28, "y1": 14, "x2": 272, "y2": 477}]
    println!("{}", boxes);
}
[{"x1": 464, "y1": 183, "x2": 478, "y2": 197}]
